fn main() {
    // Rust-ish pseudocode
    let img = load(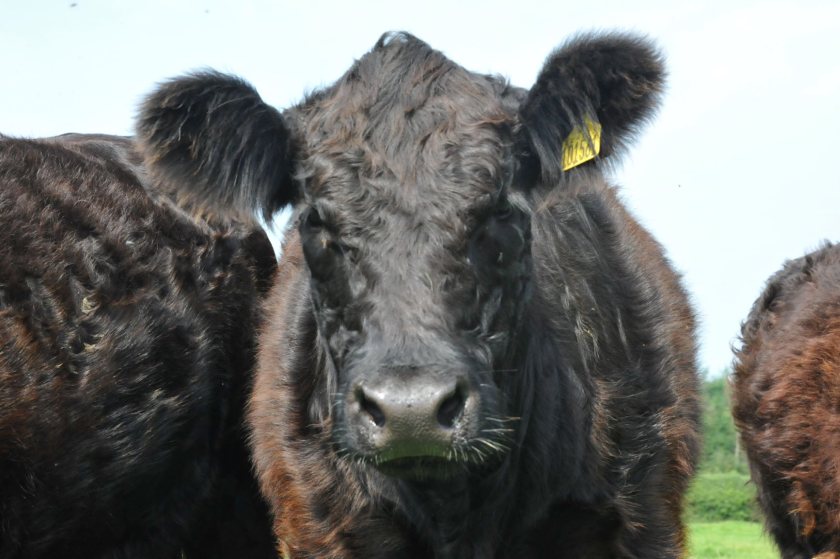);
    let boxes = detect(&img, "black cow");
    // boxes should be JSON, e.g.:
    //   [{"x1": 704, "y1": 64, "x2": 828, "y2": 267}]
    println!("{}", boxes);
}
[
  {"x1": 0, "y1": 134, "x2": 277, "y2": 558},
  {"x1": 137, "y1": 32, "x2": 702, "y2": 558}
]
